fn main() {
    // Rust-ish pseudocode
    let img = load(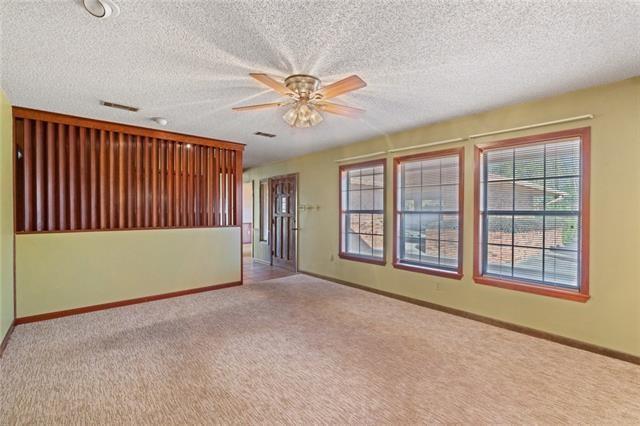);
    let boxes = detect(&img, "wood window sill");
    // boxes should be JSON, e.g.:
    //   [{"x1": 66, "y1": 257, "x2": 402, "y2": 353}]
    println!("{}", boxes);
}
[
  {"x1": 393, "y1": 262, "x2": 463, "y2": 280},
  {"x1": 473, "y1": 275, "x2": 590, "y2": 302}
]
